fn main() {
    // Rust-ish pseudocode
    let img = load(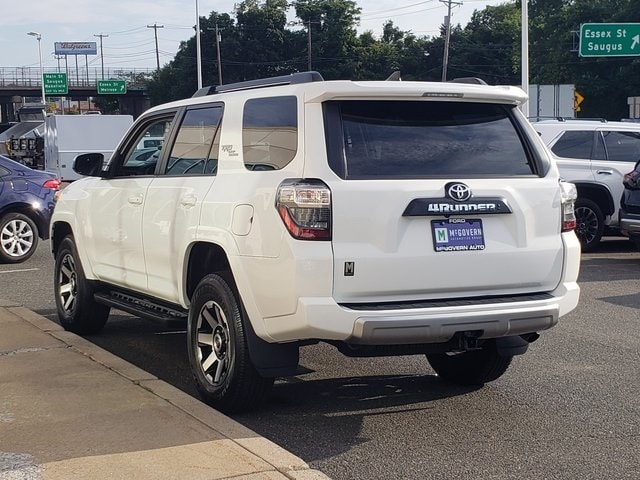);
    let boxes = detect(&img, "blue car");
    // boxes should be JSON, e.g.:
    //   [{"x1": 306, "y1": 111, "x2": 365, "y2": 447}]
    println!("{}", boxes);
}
[{"x1": 0, "y1": 155, "x2": 60, "y2": 263}]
